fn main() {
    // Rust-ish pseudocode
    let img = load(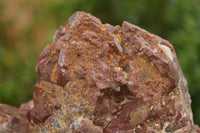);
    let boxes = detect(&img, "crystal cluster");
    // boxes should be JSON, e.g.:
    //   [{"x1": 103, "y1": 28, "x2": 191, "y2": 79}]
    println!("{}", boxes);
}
[{"x1": 0, "y1": 12, "x2": 199, "y2": 133}]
